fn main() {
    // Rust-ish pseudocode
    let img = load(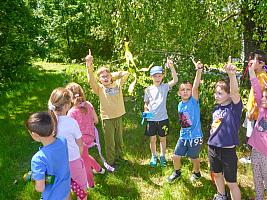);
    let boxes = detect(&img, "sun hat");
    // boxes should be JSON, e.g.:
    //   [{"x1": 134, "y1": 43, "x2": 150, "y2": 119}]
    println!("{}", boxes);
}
[{"x1": 150, "y1": 66, "x2": 163, "y2": 76}]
